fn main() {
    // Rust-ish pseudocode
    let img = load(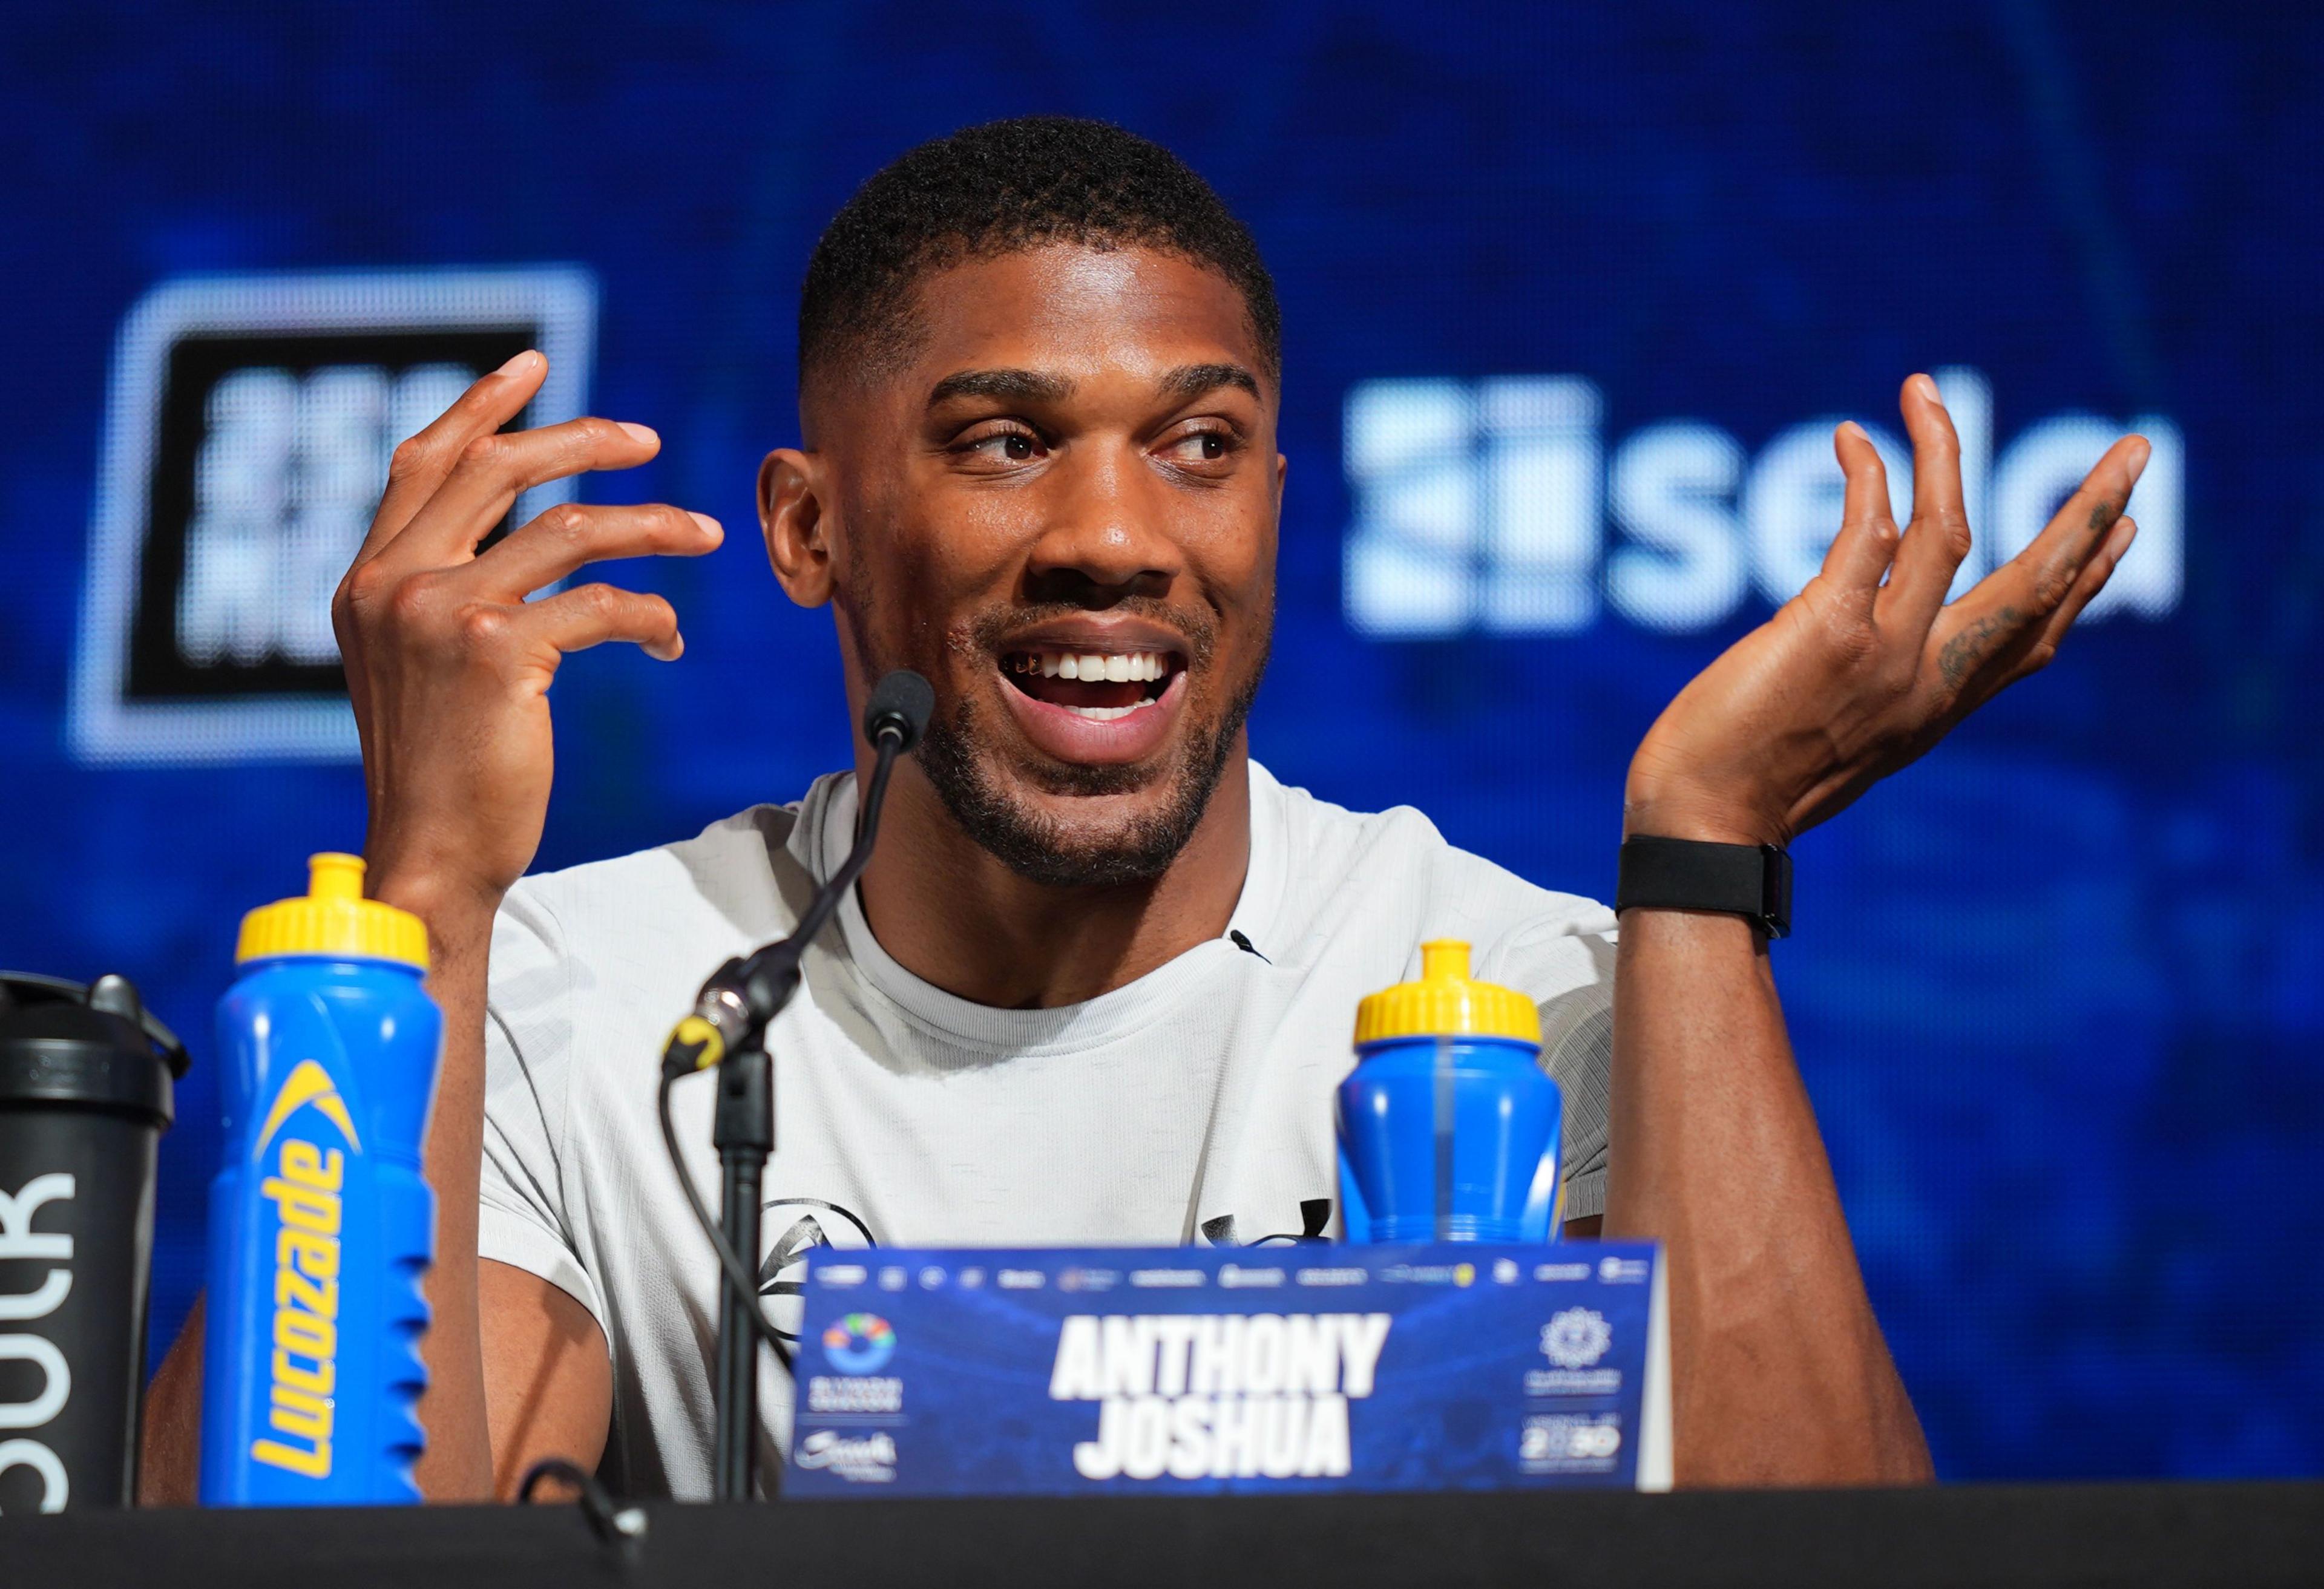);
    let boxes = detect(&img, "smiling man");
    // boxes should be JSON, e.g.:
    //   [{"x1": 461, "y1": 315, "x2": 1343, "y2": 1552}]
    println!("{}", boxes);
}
[{"x1": 144, "y1": 117, "x2": 2149, "y2": 1501}]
